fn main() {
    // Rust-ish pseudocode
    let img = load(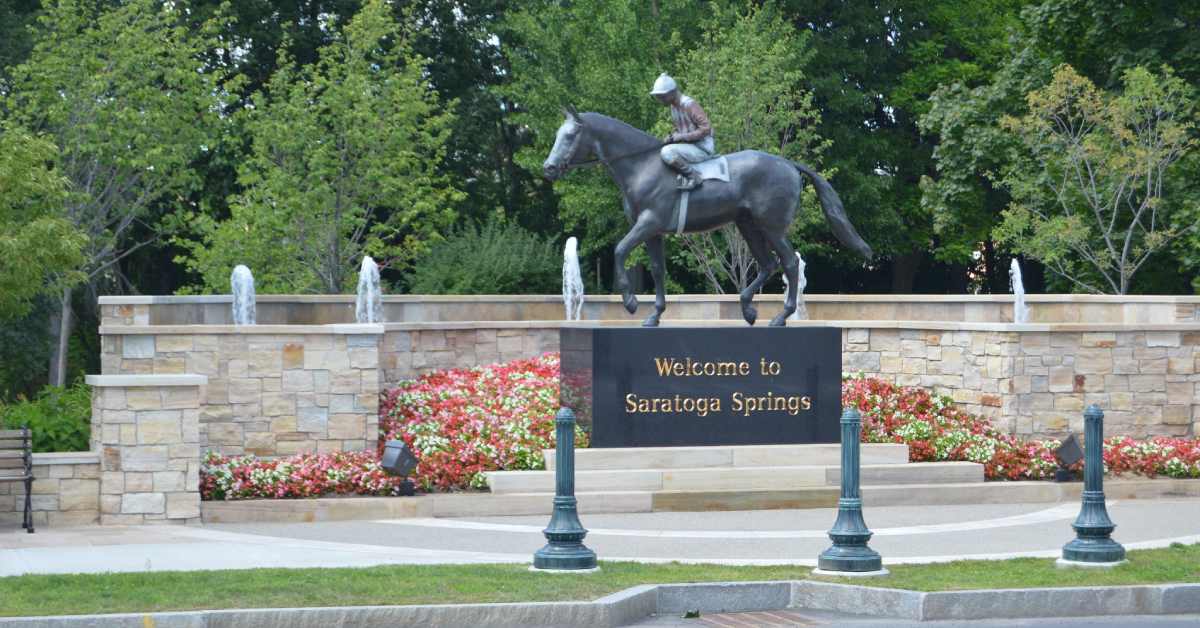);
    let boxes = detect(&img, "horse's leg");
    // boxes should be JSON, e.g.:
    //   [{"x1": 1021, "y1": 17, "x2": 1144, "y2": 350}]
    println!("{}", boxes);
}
[
  {"x1": 642, "y1": 236, "x2": 667, "y2": 327},
  {"x1": 734, "y1": 214, "x2": 777, "y2": 326},
  {"x1": 613, "y1": 212, "x2": 661, "y2": 315},
  {"x1": 763, "y1": 230, "x2": 800, "y2": 327}
]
